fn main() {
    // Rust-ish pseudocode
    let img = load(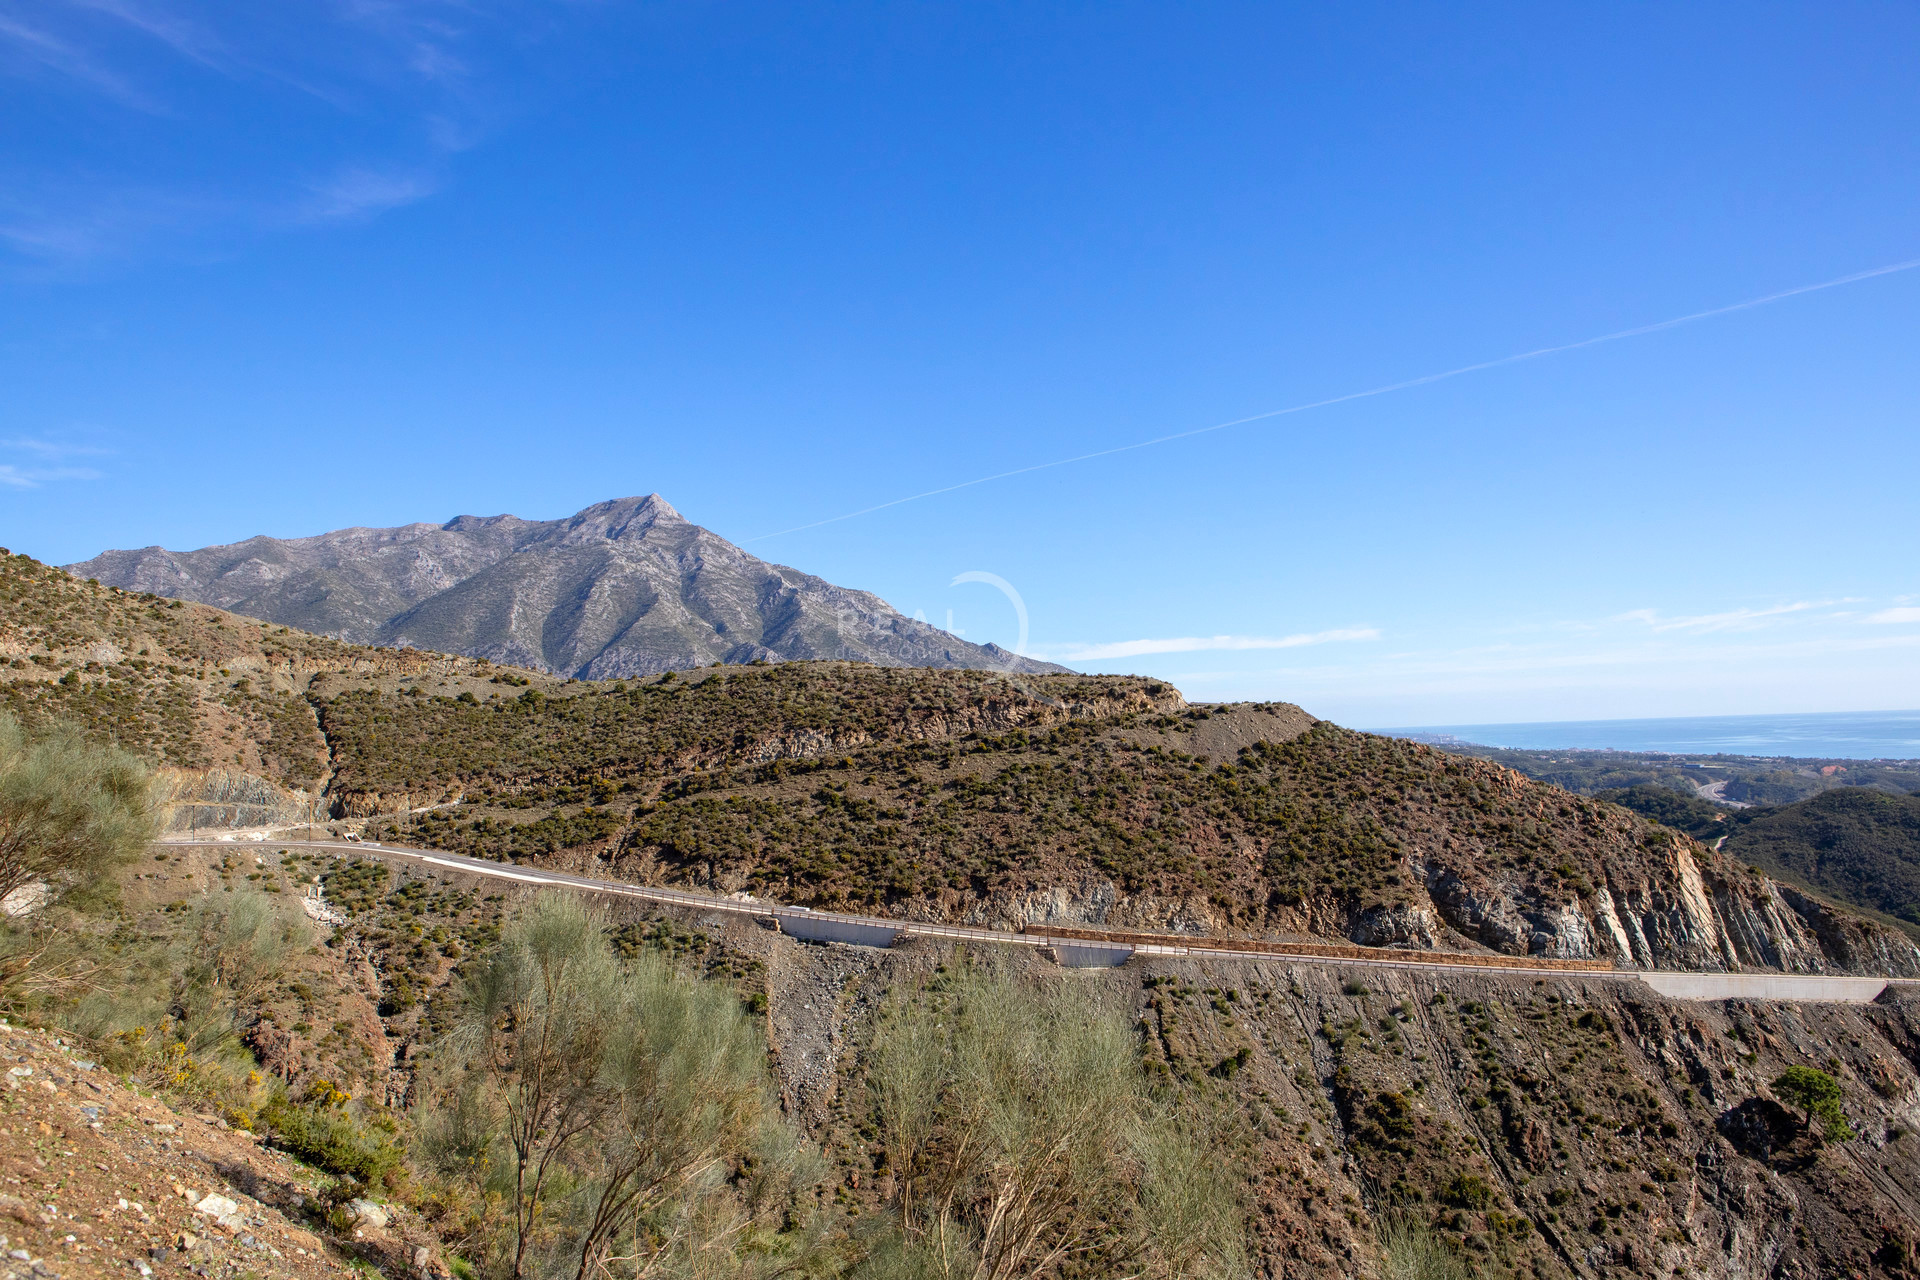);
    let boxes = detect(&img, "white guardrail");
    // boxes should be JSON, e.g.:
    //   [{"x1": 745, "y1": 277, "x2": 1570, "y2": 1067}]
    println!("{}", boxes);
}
[{"x1": 159, "y1": 836, "x2": 1918, "y2": 1003}]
